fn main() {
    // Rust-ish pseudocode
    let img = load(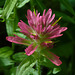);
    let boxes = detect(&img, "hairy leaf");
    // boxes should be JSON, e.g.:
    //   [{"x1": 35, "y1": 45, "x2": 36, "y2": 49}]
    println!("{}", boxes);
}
[
  {"x1": 13, "y1": 32, "x2": 26, "y2": 39},
  {"x1": 16, "y1": 0, "x2": 30, "y2": 8},
  {"x1": 0, "y1": 46, "x2": 13, "y2": 58},
  {"x1": 3, "y1": 0, "x2": 17, "y2": 19},
  {"x1": 16, "y1": 56, "x2": 36, "y2": 75},
  {"x1": 13, "y1": 52, "x2": 27, "y2": 62},
  {"x1": 0, "y1": 57, "x2": 14, "y2": 66},
  {"x1": 53, "y1": 67, "x2": 61, "y2": 74},
  {"x1": 6, "y1": 19, "x2": 14, "y2": 36}
]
